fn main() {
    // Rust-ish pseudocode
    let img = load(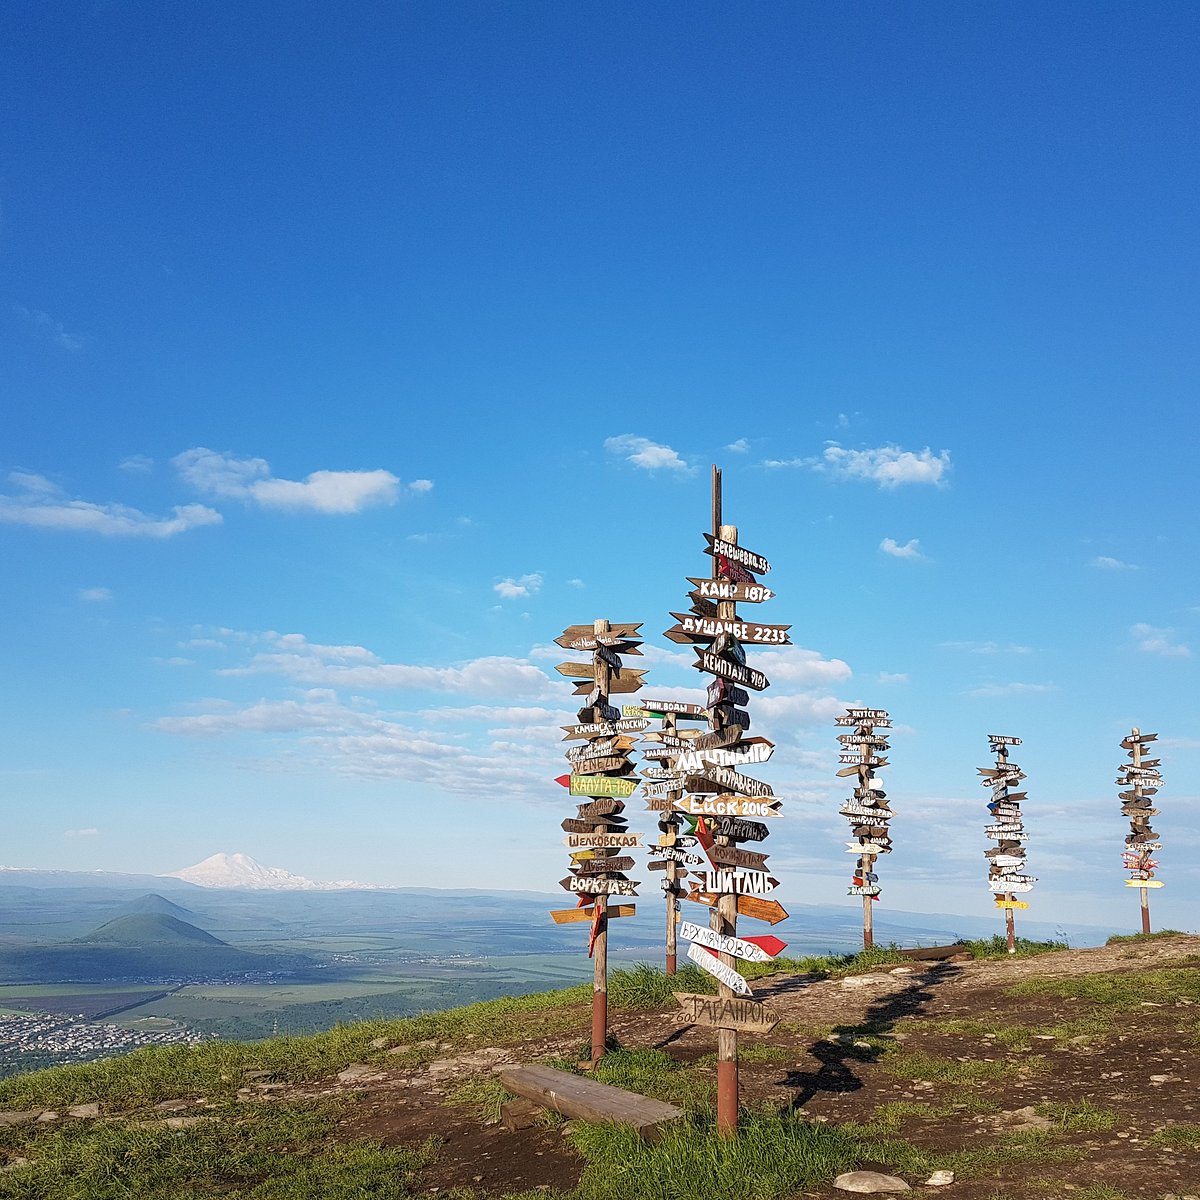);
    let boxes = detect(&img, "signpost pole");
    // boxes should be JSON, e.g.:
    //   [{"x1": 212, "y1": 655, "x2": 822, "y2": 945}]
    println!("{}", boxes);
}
[
  {"x1": 714, "y1": 519, "x2": 739, "y2": 1137},
  {"x1": 591, "y1": 618, "x2": 610, "y2": 1067},
  {"x1": 1132, "y1": 735, "x2": 1151, "y2": 935},
  {"x1": 1005, "y1": 894, "x2": 1016, "y2": 954},
  {"x1": 665, "y1": 711, "x2": 679, "y2": 976},
  {"x1": 861, "y1": 850, "x2": 875, "y2": 949}
]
